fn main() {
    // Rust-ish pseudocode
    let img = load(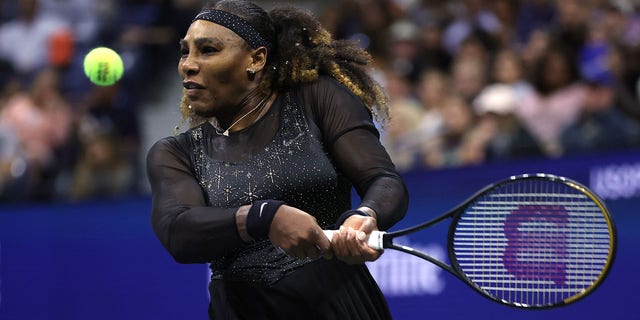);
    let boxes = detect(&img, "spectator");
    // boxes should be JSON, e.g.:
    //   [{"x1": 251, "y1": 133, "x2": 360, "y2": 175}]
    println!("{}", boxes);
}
[
  {"x1": 442, "y1": 0, "x2": 501, "y2": 55},
  {"x1": 39, "y1": 0, "x2": 99, "y2": 46},
  {"x1": 420, "y1": 95, "x2": 475, "y2": 168},
  {"x1": 416, "y1": 69, "x2": 451, "y2": 112},
  {"x1": 67, "y1": 132, "x2": 136, "y2": 201},
  {"x1": 385, "y1": 19, "x2": 424, "y2": 83},
  {"x1": 413, "y1": 69, "x2": 449, "y2": 153},
  {"x1": 455, "y1": 31, "x2": 495, "y2": 66},
  {"x1": 415, "y1": 20, "x2": 452, "y2": 73},
  {"x1": 515, "y1": 44, "x2": 586, "y2": 157},
  {"x1": 409, "y1": 0, "x2": 451, "y2": 29},
  {"x1": 0, "y1": 0, "x2": 69, "y2": 83},
  {"x1": 77, "y1": 83, "x2": 141, "y2": 180},
  {"x1": 561, "y1": 74, "x2": 640, "y2": 154},
  {"x1": 0, "y1": 67, "x2": 73, "y2": 201},
  {"x1": 450, "y1": 56, "x2": 488, "y2": 103},
  {"x1": 491, "y1": 47, "x2": 534, "y2": 100},
  {"x1": 330, "y1": 0, "x2": 400, "y2": 58},
  {"x1": 0, "y1": 123, "x2": 27, "y2": 202},
  {"x1": 519, "y1": 27, "x2": 552, "y2": 77},
  {"x1": 552, "y1": 0, "x2": 590, "y2": 57},
  {"x1": 584, "y1": 12, "x2": 640, "y2": 123},
  {"x1": 37, "y1": 0, "x2": 100, "y2": 102},
  {"x1": 469, "y1": 84, "x2": 542, "y2": 163},
  {"x1": 597, "y1": 0, "x2": 637, "y2": 46},
  {"x1": 380, "y1": 69, "x2": 424, "y2": 172},
  {"x1": 487, "y1": 0, "x2": 520, "y2": 48}
]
